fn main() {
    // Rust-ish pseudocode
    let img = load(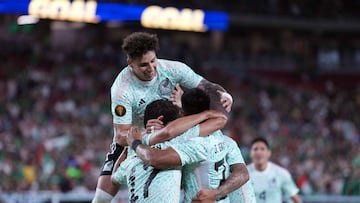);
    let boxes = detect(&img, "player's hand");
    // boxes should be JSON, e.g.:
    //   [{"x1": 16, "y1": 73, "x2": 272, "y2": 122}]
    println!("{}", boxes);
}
[
  {"x1": 169, "y1": 84, "x2": 184, "y2": 108},
  {"x1": 218, "y1": 90, "x2": 233, "y2": 112},
  {"x1": 126, "y1": 126, "x2": 142, "y2": 146},
  {"x1": 192, "y1": 189, "x2": 216, "y2": 203},
  {"x1": 145, "y1": 115, "x2": 164, "y2": 134}
]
